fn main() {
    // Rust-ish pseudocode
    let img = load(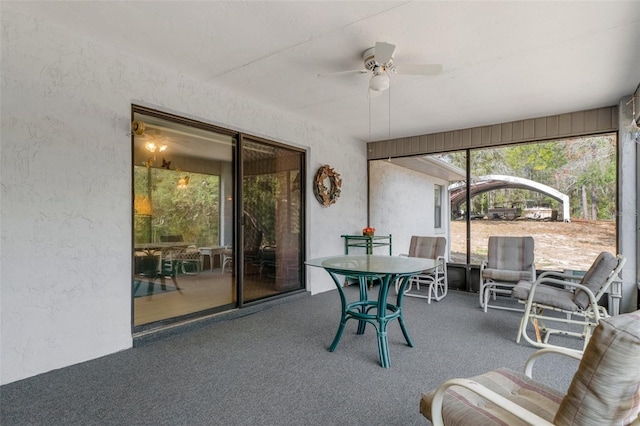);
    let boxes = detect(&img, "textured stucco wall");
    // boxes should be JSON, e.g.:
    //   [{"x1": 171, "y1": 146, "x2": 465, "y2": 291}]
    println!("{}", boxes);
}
[
  {"x1": 0, "y1": 8, "x2": 366, "y2": 384},
  {"x1": 369, "y1": 160, "x2": 450, "y2": 257}
]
